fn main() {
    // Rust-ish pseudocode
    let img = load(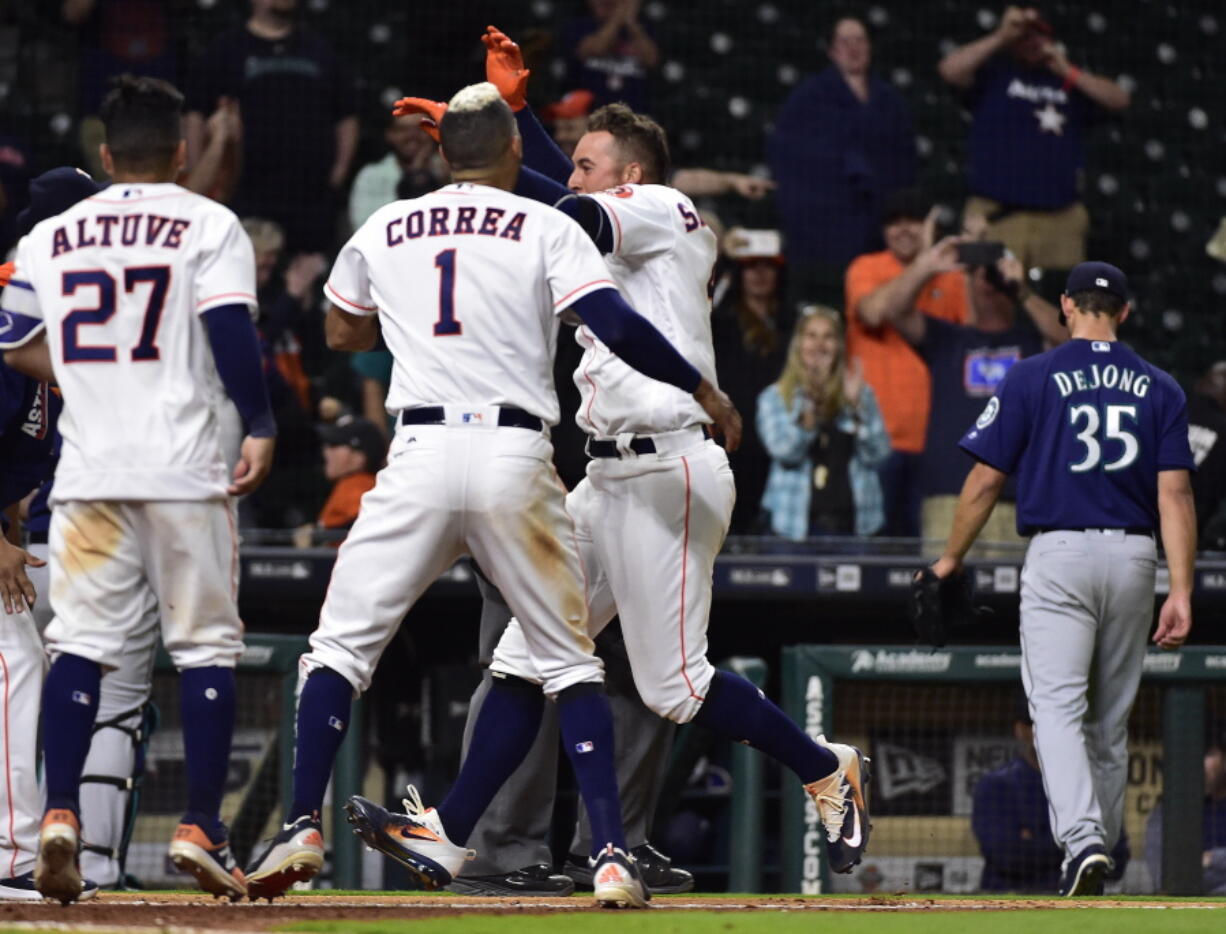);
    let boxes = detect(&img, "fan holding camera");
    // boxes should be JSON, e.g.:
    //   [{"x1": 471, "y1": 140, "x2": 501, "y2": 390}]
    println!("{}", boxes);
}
[
  {"x1": 887, "y1": 235, "x2": 1066, "y2": 552},
  {"x1": 938, "y1": 6, "x2": 1130, "y2": 271}
]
